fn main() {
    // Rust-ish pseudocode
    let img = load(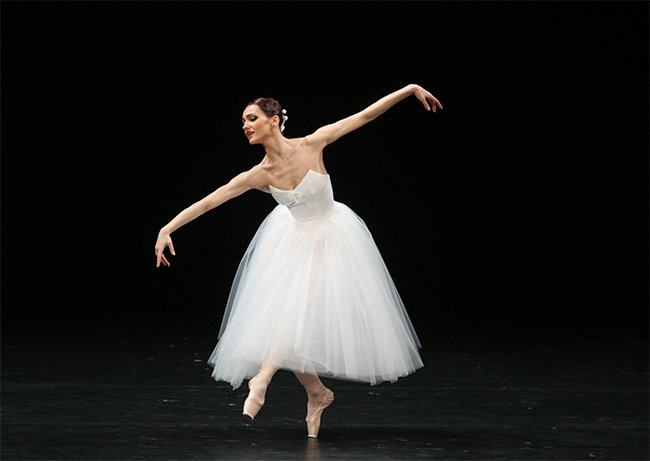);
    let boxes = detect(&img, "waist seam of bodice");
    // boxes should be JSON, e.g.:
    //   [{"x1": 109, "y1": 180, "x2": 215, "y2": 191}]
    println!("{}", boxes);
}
[{"x1": 284, "y1": 203, "x2": 339, "y2": 238}]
